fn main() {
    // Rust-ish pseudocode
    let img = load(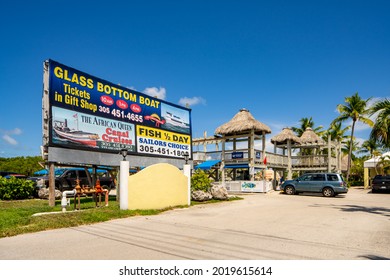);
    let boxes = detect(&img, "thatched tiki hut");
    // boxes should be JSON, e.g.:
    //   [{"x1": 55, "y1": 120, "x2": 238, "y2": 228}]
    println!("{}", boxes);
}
[
  {"x1": 214, "y1": 108, "x2": 271, "y2": 182},
  {"x1": 271, "y1": 126, "x2": 342, "y2": 176},
  {"x1": 271, "y1": 127, "x2": 301, "y2": 180},
  {"x1": 299, "y1": 127, "x2": 325, "y2": 146}
]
